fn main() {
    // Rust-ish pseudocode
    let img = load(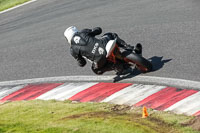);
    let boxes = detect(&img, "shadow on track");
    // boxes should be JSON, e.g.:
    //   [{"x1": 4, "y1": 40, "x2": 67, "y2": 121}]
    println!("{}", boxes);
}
[{"x1": 113, "y1": 56, "x2": 172, "y2": 82}]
